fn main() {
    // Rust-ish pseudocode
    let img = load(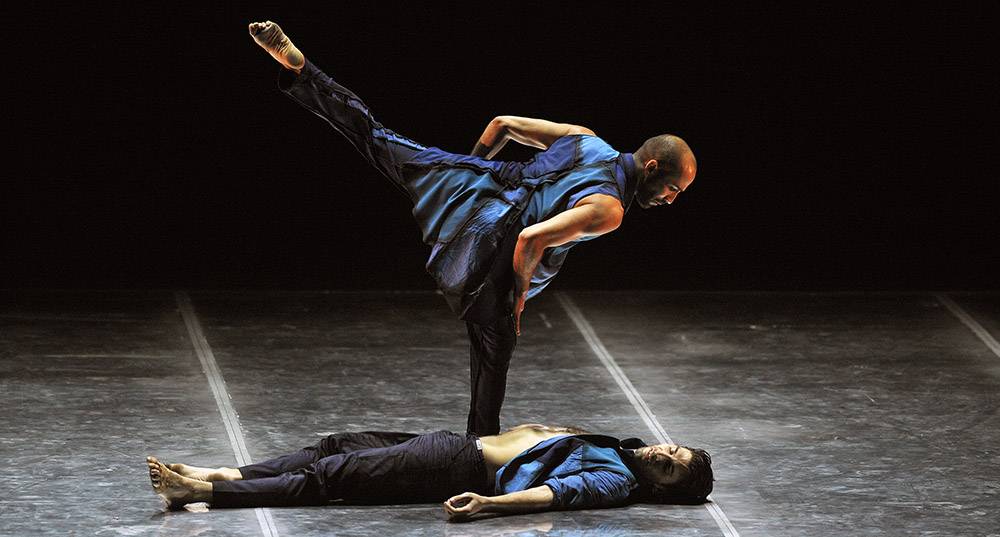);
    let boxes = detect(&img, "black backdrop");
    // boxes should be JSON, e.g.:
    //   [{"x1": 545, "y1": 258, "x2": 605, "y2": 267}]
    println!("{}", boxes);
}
[{"x1": 3, "y1": 3, "x2": 997, "y2": 290}]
